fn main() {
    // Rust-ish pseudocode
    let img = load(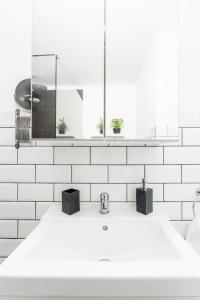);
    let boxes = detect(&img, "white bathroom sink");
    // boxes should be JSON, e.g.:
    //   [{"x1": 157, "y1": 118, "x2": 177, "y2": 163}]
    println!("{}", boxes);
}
[
  {"x1": 28, "y1": 217, "x2": 185, "y2": 262},
  {"x1": 0, "y1": 203, "x2": 200, "y2": 298}
]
